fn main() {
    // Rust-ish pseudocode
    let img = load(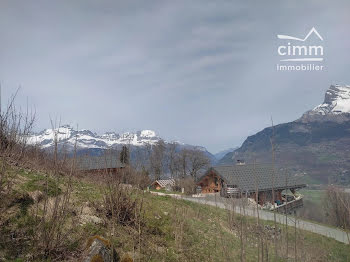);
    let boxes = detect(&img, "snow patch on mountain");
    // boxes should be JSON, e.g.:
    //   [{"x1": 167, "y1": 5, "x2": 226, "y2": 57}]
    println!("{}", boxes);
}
[
  {"x1": 311, "y1": 84, "x2": 350, "y2": 115},
  {"x1": 26, "y1": 125, "x2": 161, "y2": 149},
  {"x1": 140, "y1": 130, "x2": 156, "y2": 138}
]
